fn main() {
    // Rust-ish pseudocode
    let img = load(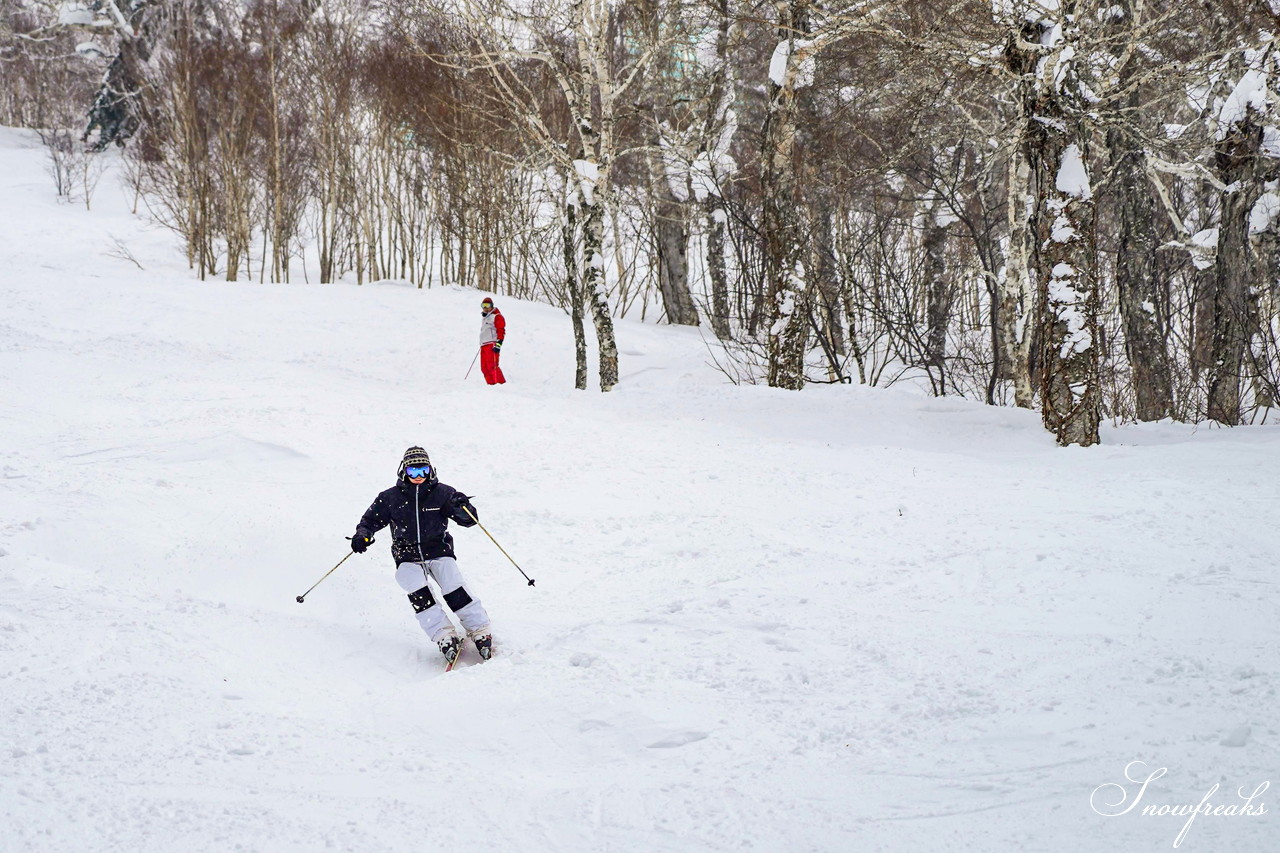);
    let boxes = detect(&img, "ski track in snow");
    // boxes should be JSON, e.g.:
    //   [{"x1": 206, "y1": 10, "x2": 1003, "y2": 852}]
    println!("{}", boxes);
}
[{"x1": 1, "y1": 127, "x2": 1278, "y2": 852}]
